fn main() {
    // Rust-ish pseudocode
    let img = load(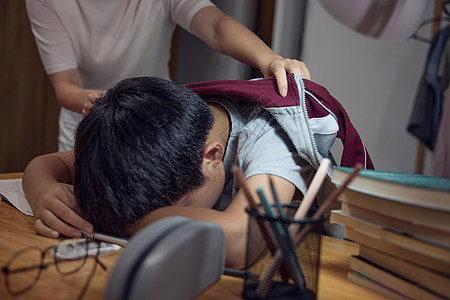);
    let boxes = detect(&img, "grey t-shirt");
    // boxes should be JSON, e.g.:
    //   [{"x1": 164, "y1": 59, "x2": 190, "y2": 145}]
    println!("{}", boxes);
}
[{"x1": 208, "y1": 98, "x2": 312, "y2": 211}]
